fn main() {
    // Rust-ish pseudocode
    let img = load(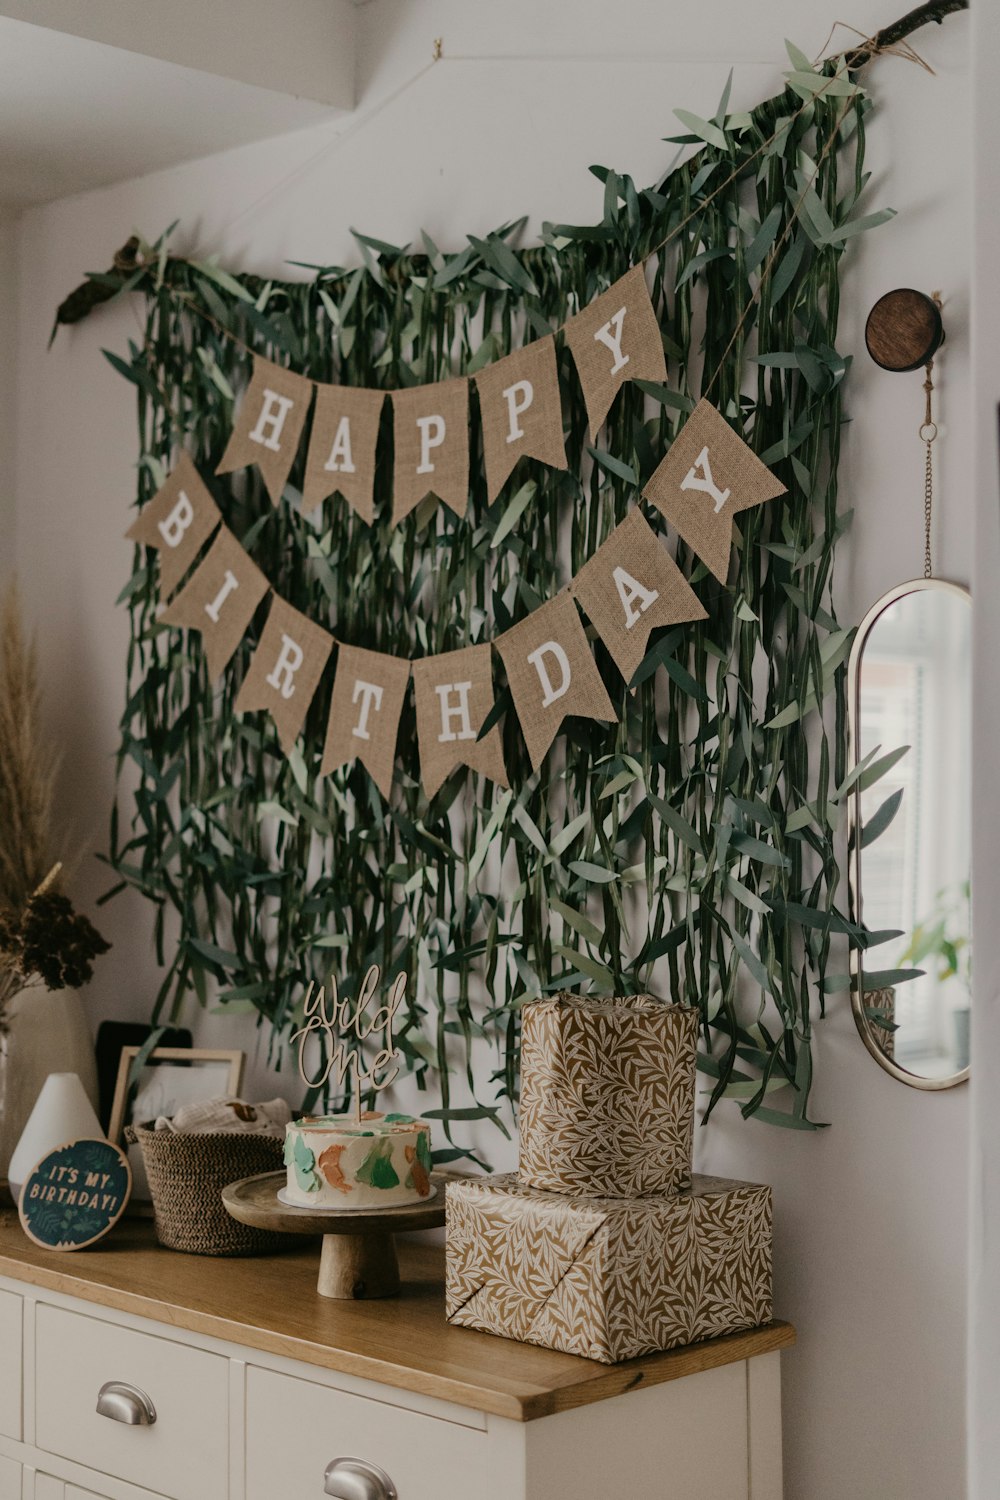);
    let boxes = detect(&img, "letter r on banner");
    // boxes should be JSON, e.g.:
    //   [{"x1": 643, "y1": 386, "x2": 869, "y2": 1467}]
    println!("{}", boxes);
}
[{"x1": 265, "y1": 634, "x2": 305, "y2": 700}]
